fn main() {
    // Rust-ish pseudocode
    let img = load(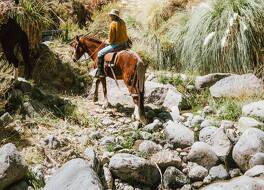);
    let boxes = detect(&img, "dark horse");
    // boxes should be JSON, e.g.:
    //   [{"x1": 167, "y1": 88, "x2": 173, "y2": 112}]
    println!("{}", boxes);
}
[
  {"x1": 0, "y1": 18, "x2": 32, "y2": 79},
  {"x1": 71, "y1": 36, "x2": 147, "y2": 124}
]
